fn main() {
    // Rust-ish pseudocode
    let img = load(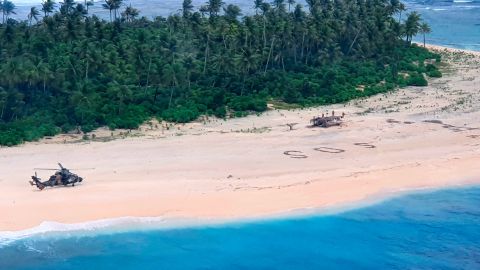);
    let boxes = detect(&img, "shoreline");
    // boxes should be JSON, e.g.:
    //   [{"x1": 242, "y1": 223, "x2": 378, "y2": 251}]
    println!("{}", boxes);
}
[
  {"x1": 2, "y1": 182, "x2": 479, "y2": 245},
  {"x1": 419, "y1": 43, "x2": 480, "y2": 56},
  {"x1": 1, "y1": 45, "x2": 480, "y2": 232}
]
